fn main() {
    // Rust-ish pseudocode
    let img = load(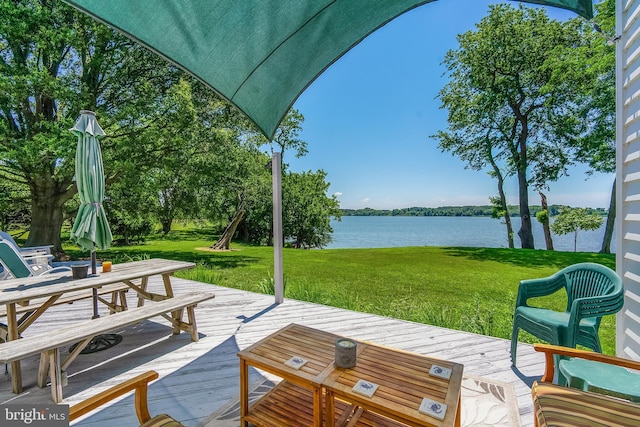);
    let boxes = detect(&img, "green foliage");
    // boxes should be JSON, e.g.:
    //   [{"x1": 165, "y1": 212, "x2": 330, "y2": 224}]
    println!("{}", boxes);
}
[
  {"x1": 551, "y1": 207, "x2": 605, "y2": 251},
  {"x1": 564, "y1": 0, "x2": 616, "y2": 175},
  {"x1": 282, "y1": 169, "x2": 342, "y2": 248},
  {"x1": 0, "y1": 180, "x2": 30, "y2": 231},
  {"x1": 536, "y1": 209, "x2": 549, "y2": 224}
]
